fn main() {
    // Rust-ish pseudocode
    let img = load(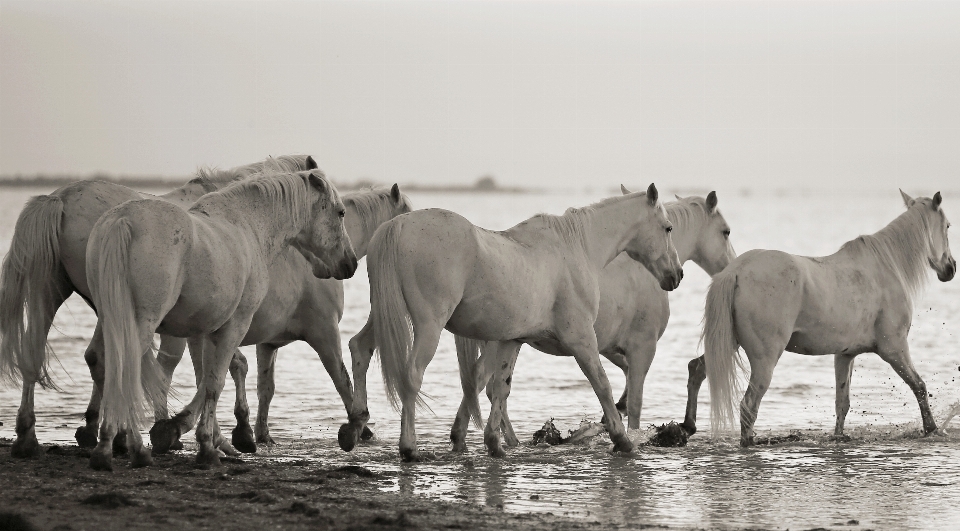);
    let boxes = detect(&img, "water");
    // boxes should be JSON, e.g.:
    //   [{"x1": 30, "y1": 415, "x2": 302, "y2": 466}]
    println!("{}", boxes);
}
[{"x1": 2, "y1": 185, "x2": 959, "y2": 530}]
